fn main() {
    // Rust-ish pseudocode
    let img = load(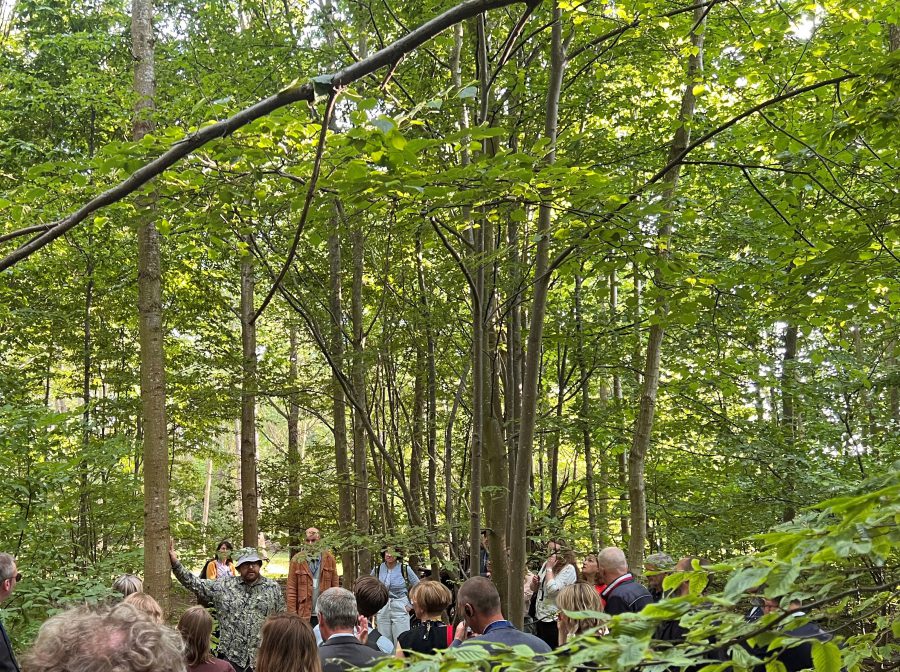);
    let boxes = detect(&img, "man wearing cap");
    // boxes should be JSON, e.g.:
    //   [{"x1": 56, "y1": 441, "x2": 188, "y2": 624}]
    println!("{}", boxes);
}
[
  {"x1": 287, "y1": 527, "x2": 340, "y2": 625},
  {"x1": 169, "y1": 540, "x2": 284, "y2": 672},
  {"x1": 644, "y1": 552, "x2": 676, "y2": 602}
]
